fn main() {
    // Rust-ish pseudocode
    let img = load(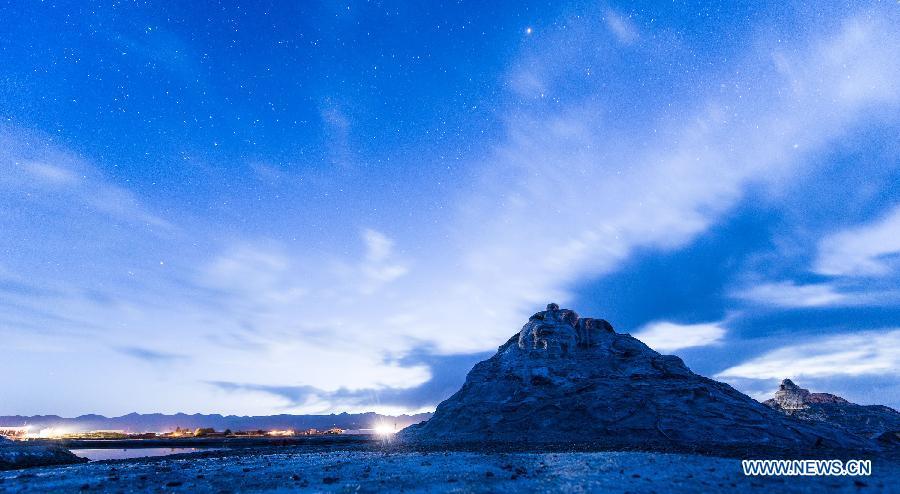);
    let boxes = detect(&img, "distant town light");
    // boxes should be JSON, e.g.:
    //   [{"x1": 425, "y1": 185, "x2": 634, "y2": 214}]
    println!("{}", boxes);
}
[
  {"x1": 267, "y1": 429, "x2": 294, "y2": 437},
  {"x1": 33, "y1": 427, "x2": 69, "y2": 439},
  {"x1": 0, "y1": 426, "x2": 30, "y2": 440},
  {"x1": 373, "y1": 424, "x2": 396, "y2": 435}
]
